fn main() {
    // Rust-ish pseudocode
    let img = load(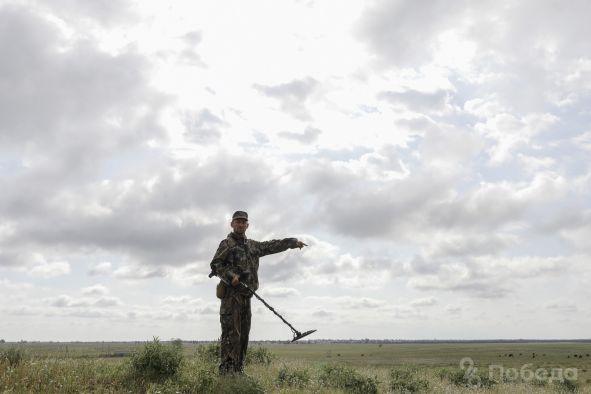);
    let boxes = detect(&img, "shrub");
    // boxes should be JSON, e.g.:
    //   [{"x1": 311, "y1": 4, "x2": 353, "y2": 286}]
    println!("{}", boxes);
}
[
  {"x1": 277, "y1": 365, "x2": 311, "y2": 388},
  {"x1": 245, "y1": 346, "x2": 274, "y2": 366},
  {"x1": 390, "y1": 367, "x2": 429, "y2": 393},
  {"x1": 438, "y1": 367, "x2": 496, "y2": 388},
  {"x1": 142, "y1": 364, "x2": 217, "y2": 394},
  {"x1": 188, "y1": 365, "x2": 218, "y2": 393},
  {"x1": 195, "y1": 343, "x2": 274, "y2": 367},
  {"x1": 213, "y1": 374, "x2": 265, "y2": 394},
  {"x1": 319, "y1": 364, "x2": 379, "y2": 394},
  {"x1": 130, "y1": 337, "x2": 183, "y2": 381},
  {"x1": 1, "y1": 347, "x2": 26, "y2": 367},
  {"x1": 196, "y1": 341, "x2": 220, "y2": 364},
  {"x1": 554, "y1": 378, "x2": 579, "y2": 393}
]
